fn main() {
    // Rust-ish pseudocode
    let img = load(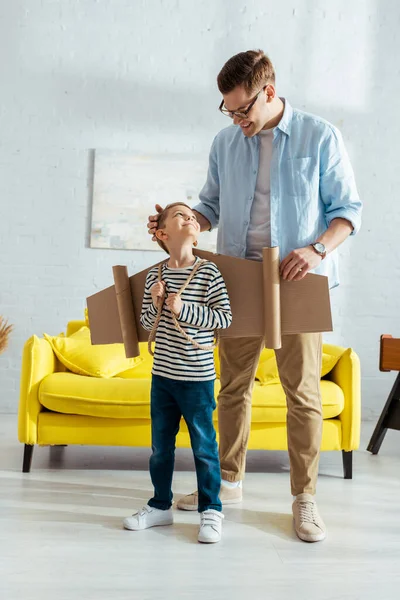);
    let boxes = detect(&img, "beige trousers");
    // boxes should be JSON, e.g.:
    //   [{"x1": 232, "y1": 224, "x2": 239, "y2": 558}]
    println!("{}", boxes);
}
[{"x1": 217, "y1": 333, "x2": 323, "y2": 495}]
